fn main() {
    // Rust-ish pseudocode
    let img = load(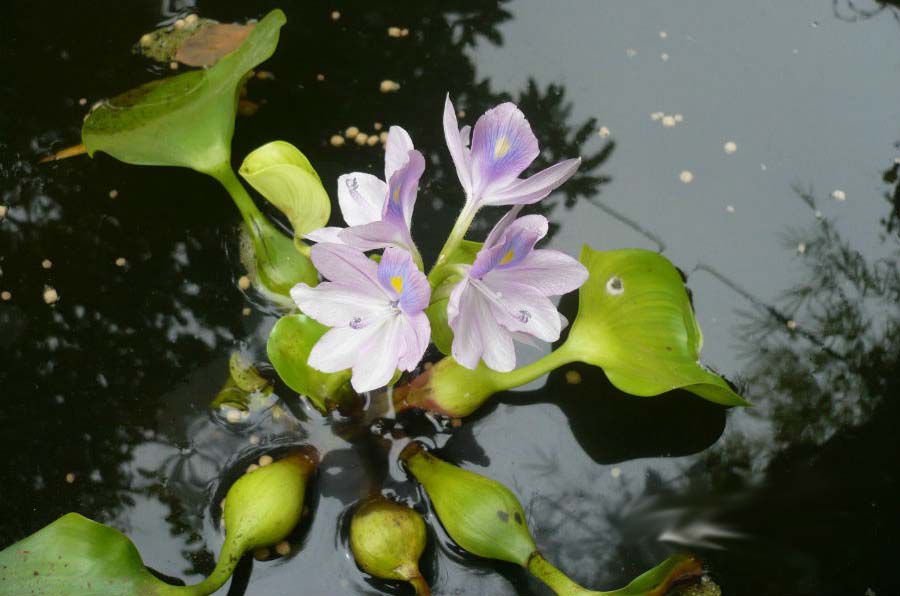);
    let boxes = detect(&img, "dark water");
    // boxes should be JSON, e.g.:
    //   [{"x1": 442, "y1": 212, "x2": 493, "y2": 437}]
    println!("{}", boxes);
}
[{"x1": 2, "y1": 1, "x2": 899, "y2": 595}]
